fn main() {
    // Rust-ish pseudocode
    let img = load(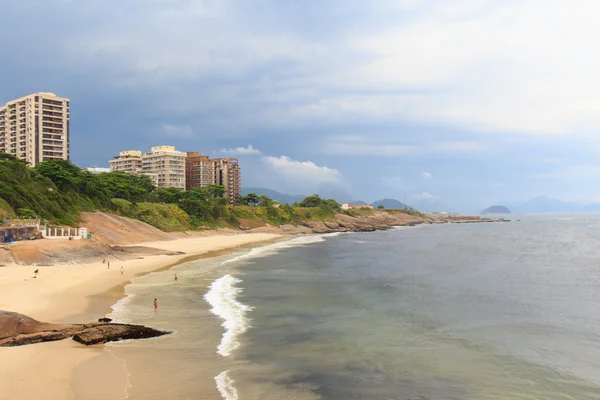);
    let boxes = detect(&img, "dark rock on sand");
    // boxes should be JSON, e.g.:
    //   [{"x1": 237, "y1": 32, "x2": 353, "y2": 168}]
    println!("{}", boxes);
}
[
  {"x1": 0, "y1": 310, "x2": 169, "y2": 347},
  {"x1": 73, "y1": 324, "x2": 169, "y2": 345}
]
